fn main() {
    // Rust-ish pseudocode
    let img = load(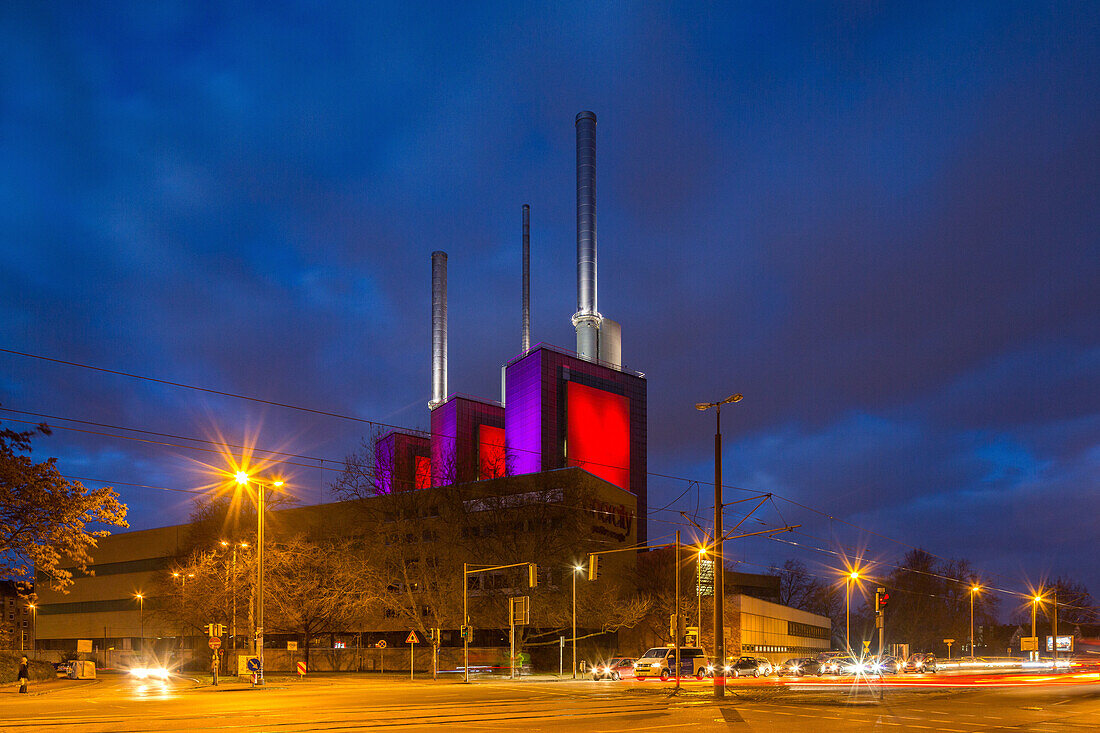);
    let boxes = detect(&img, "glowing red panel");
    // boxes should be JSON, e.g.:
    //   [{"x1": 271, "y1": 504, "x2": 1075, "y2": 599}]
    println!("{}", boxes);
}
[
  {"x1": 414, "y1": 455, "x2": 431, "y2": 490},
  {"x1": 479, "y1": 425, "x2": 506, "y2": 480},
  {"x1": 567, "y1": 381, "x2": 630, "y2": 491}
]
